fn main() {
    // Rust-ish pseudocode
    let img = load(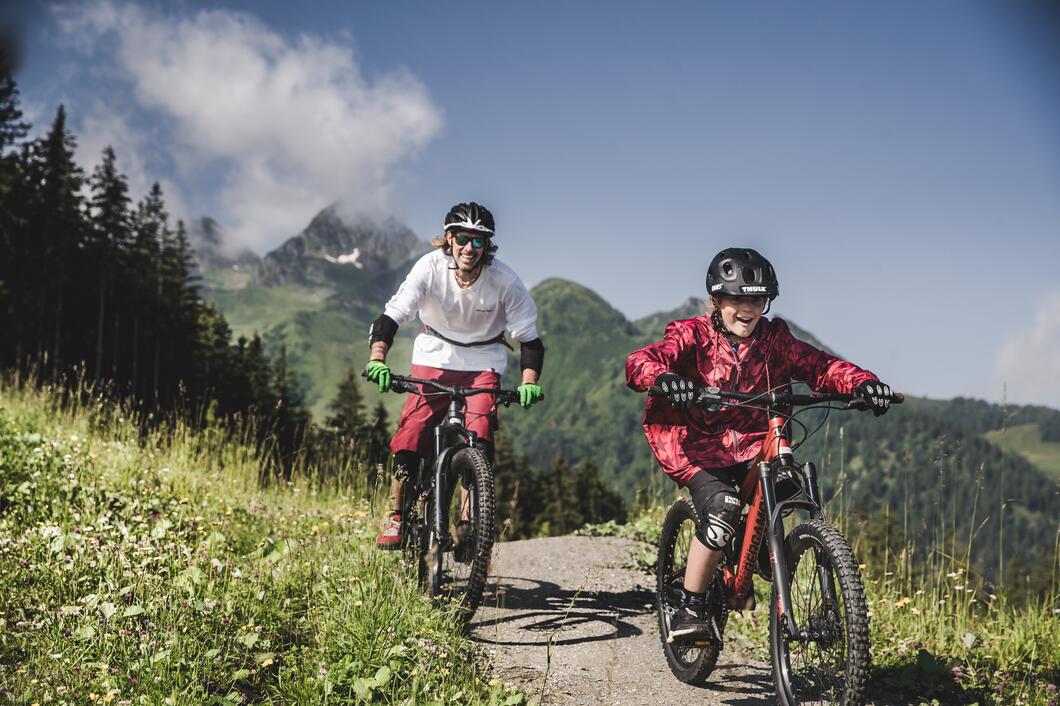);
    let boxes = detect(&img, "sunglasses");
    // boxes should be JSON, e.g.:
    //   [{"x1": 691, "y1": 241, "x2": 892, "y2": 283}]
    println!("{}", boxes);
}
[{"x1": 452, "y1": 234, "x2": 488, "y2": 249}]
